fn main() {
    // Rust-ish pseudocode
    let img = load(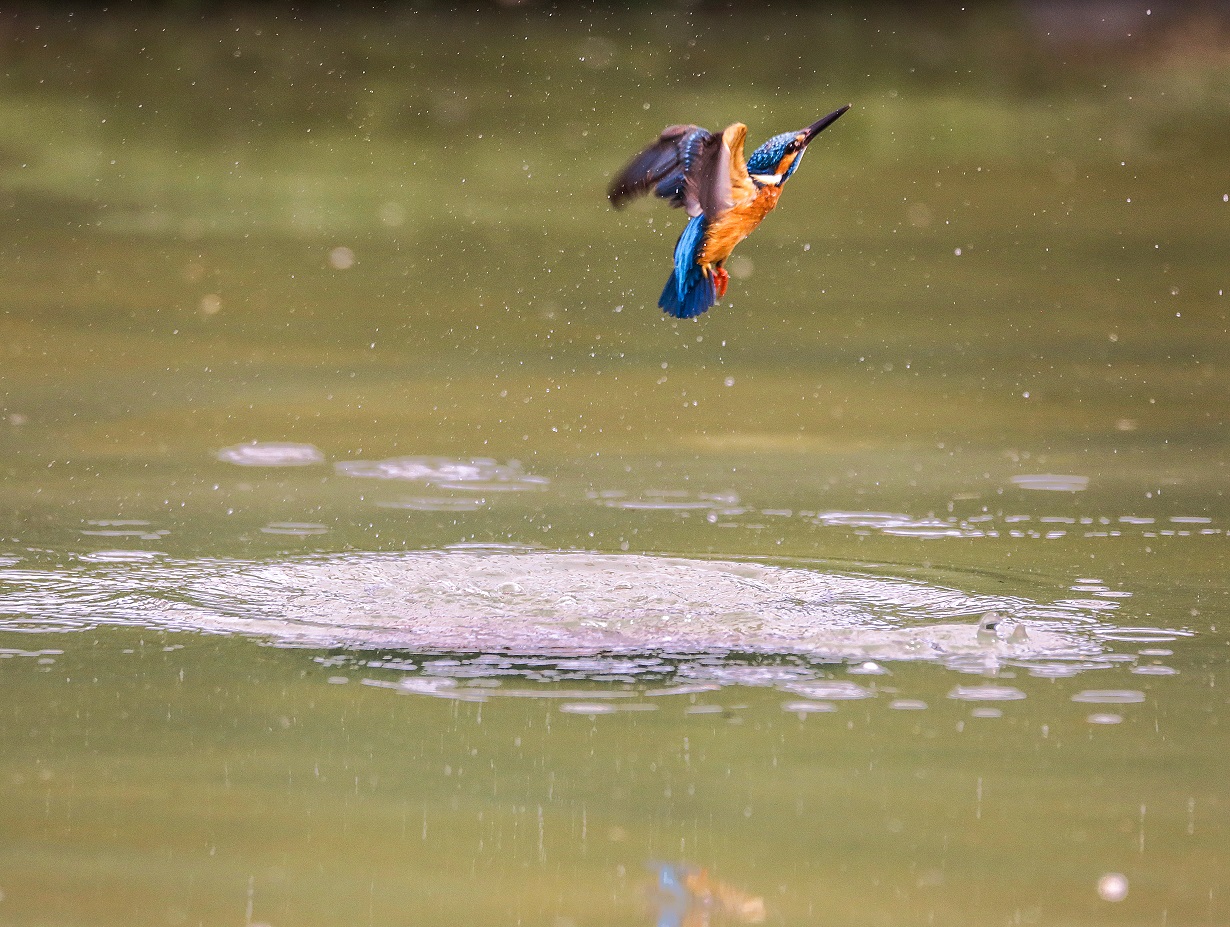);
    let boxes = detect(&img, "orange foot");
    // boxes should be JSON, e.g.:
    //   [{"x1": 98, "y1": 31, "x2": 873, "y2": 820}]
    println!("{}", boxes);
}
[{"x1": 713, "y1": 266, "x2": 730, "y2": 300}]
